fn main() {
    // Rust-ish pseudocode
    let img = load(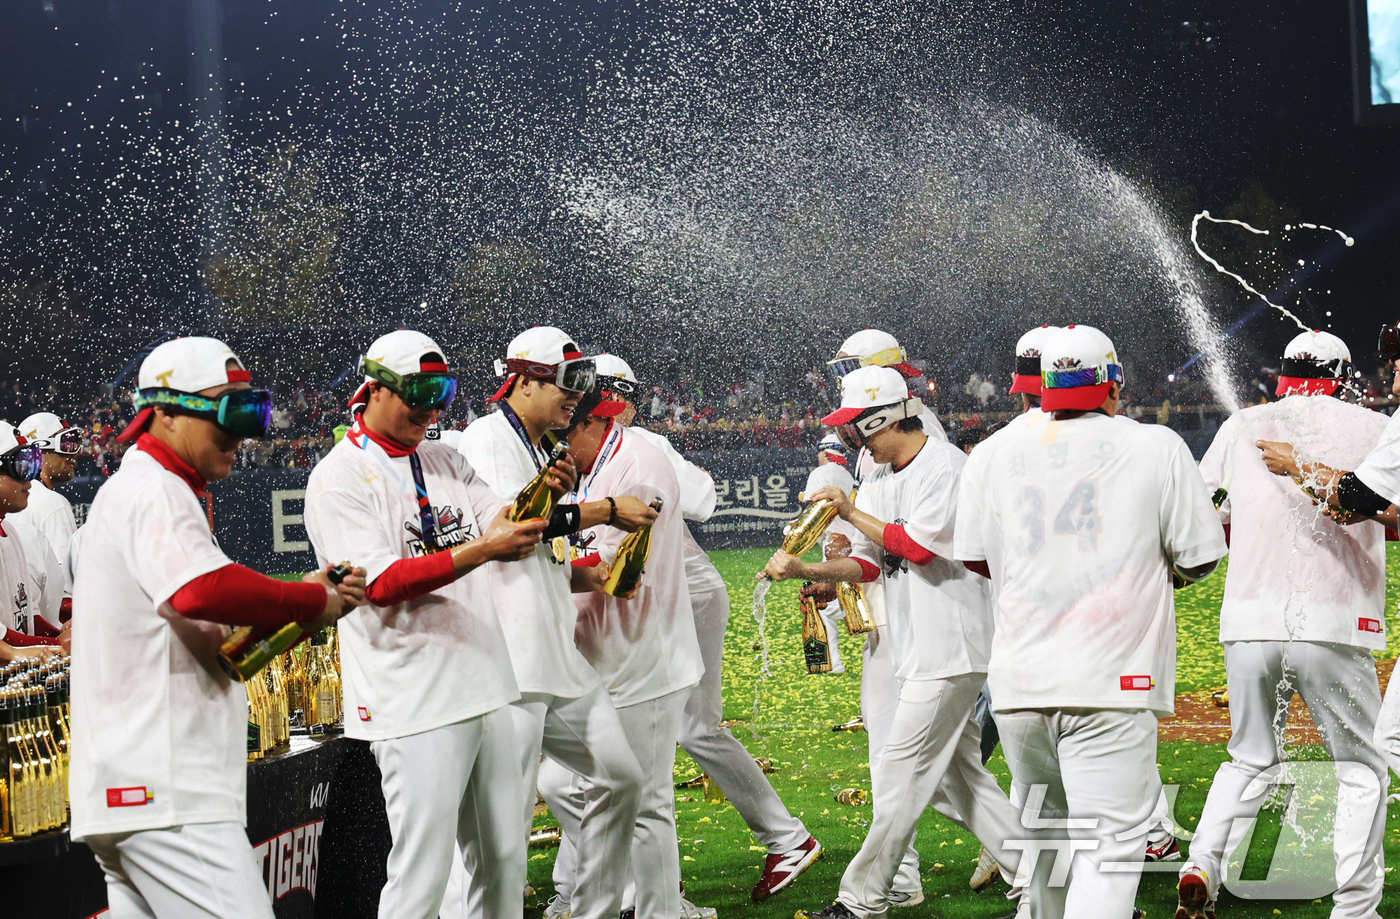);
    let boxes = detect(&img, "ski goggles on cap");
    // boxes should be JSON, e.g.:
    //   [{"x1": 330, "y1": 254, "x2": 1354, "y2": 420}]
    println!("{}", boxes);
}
[
  {"x1": 359, "y1": 357, "x2": 458, "y2": 410},
  {"x1": 1041, "y1": 363, "x2": 1124, "y2": 390},
  {"x1": 1379, "y1": 322, "x2": 1400, "y2": 363},
  {"x1": 35, "y1": 426, "x2": 83, "y2": 455},
  {"x1": 833, "y1": 398, "x2": 922, "y2": 450},
  {"x1": 494, "y1": 357, "x2": 597, "y2": 394},
  {"x1": 1, "y1": 443, "x2": 45, "y2": 482},
  {"x1": 136, "y1": 388, "x2": 275, "y2": 438},
  {"x1": 827, "y1": 346, "x2": 909, "y2": 380}
]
